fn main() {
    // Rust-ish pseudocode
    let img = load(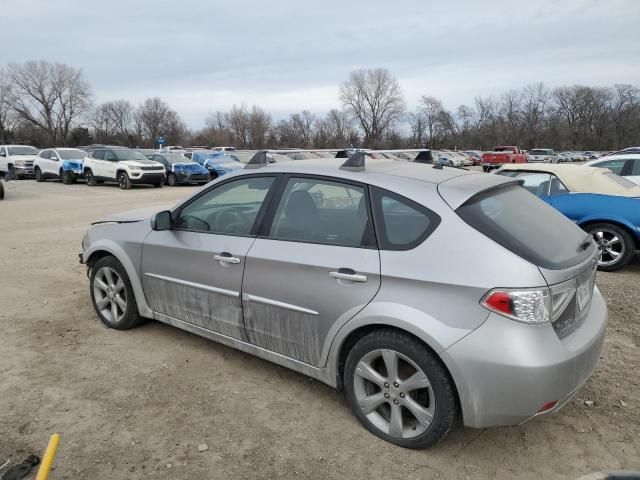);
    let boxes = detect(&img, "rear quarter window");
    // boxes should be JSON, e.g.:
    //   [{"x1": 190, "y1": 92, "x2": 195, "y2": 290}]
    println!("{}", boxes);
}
[{"x1": 456, "y1": 185, "x2": 594, "y2": 269}]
